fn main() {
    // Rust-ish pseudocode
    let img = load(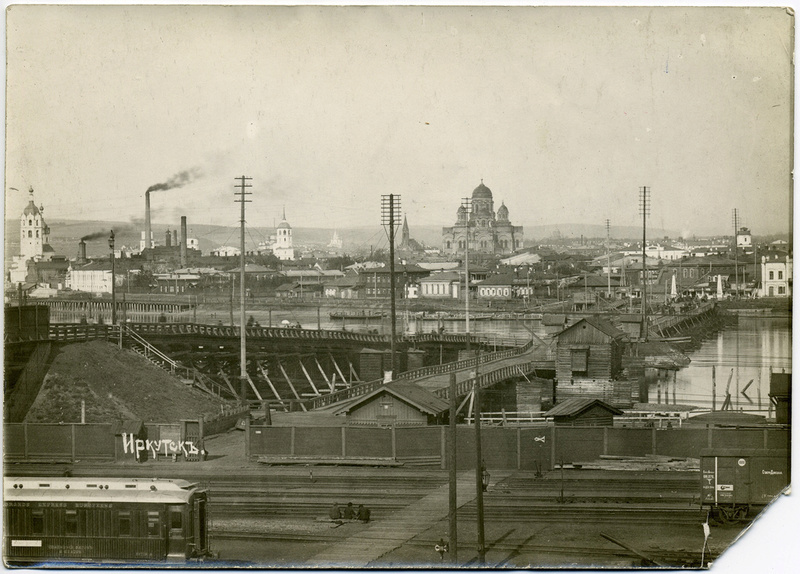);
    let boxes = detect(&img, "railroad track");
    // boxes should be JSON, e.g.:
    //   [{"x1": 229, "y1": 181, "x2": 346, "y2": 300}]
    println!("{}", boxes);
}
[{"x1": 210, "y1": 528, "x2": 709, "y2": 568}]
